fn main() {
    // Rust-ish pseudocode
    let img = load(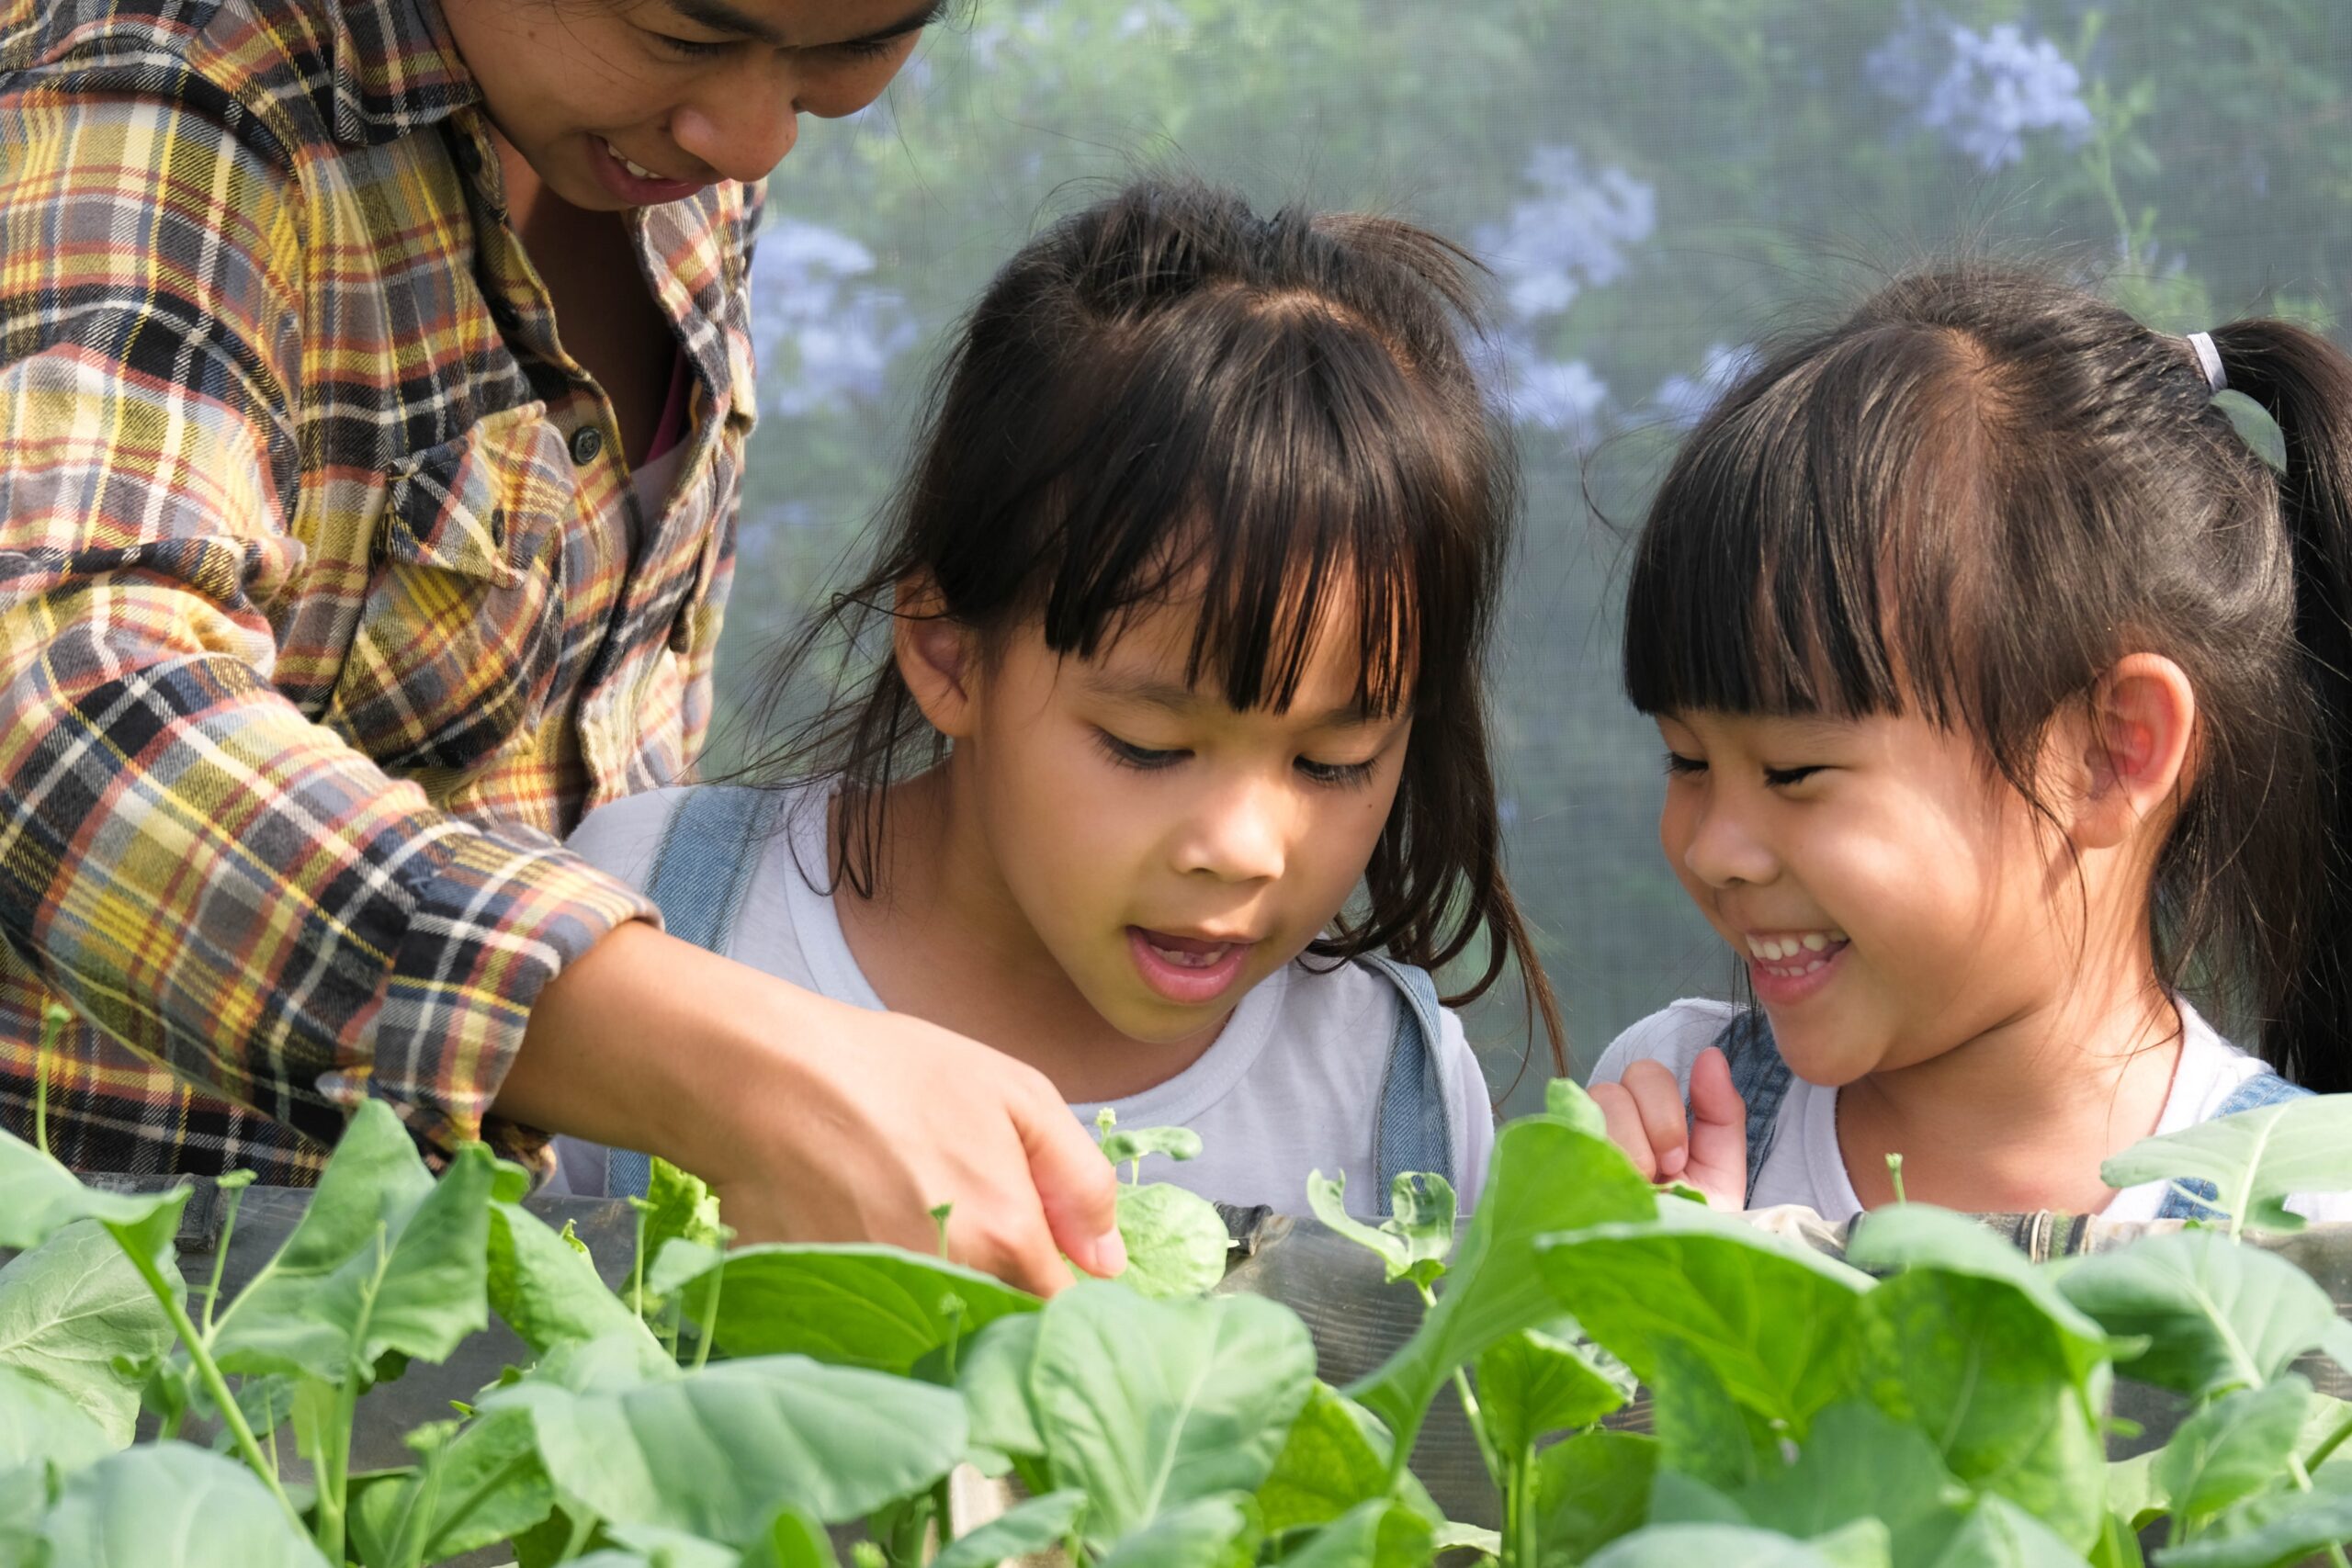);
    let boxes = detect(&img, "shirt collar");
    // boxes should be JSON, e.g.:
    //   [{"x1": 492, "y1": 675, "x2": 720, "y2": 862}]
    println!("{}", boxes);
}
[{"x1": 327, "y1": 0, "x2": 481, "y2": 145}]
